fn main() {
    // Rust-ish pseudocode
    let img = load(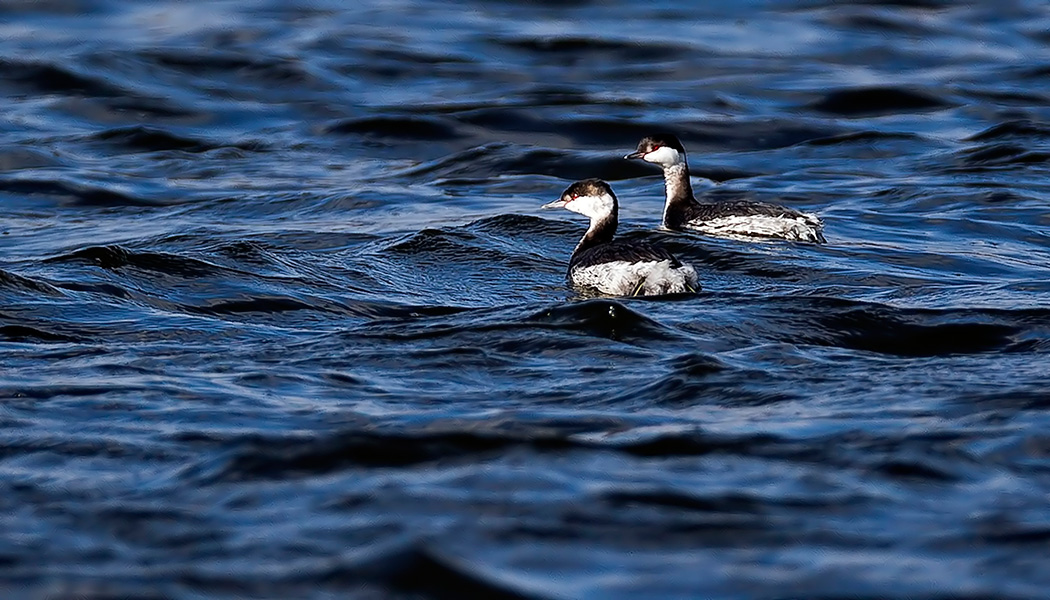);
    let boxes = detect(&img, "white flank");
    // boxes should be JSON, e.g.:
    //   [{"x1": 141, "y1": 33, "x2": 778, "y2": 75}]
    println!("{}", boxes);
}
[
  {"x1": 688, "y1": 213, "x2": 824, "y2": 242},
  {"x1": 572, "y1": 260, "x2": 698, "y2": 296}
]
